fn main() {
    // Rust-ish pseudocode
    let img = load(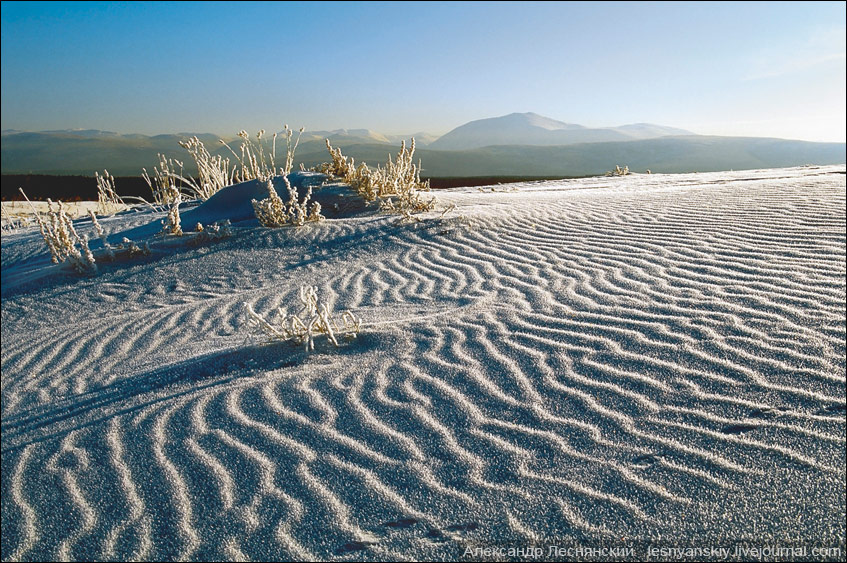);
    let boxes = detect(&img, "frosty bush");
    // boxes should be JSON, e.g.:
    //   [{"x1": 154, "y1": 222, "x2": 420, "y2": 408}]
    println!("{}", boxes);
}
[
  {"x1": 252, "y1": 177, "x2": 324, "y2": 228},
  {"x1": 250, "y1": 125, "x2": 325, "y2": 227},
  {"x1": 606, "y1": 165, "x2": 631, "y2": 176},
  {"x1": 140, "y1": 125, "x2": 304, "y2": 205},
  {"x1": 177, "y1": 138, "x2": 234, "y2": 200},
  {"x1": 142, "y1": 154, "x2": 193, "y2": 204},
  {"x1": 320, "y1": 138, "x2": 435, "y2": 219},
  {"x1": 316, "y1": 138, "x2": 357, "y2": 182},
  {"x1": 190, "y1": 219, "x2": 232, "y2": 244},
  {"x1": 95, "y1": 170, "x2": 124, "y2": 215},
  {"x1": 245, "y1": 286, "x2": 361, "y2": 351},
  {"x1": 164, "y1": 194, "x2": 183, "y2": 235},
  {"x1": 20, "y1": 189, "x2": 96, "y2": 274}
]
